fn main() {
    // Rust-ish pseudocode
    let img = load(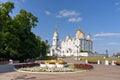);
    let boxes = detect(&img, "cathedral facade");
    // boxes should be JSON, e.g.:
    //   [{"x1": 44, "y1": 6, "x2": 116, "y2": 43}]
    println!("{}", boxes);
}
[{"x1": 50, "y1": 29, "x2": 93, "y2": 57}]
